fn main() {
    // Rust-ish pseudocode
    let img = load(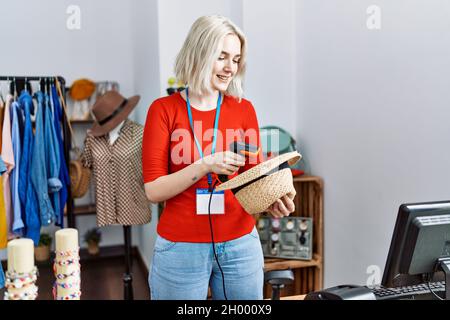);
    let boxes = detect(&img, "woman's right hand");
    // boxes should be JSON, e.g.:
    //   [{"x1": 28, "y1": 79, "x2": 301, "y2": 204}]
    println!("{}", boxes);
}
[{"x1": 201, "y1": 151, "x2": 246, "y2": 176}]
